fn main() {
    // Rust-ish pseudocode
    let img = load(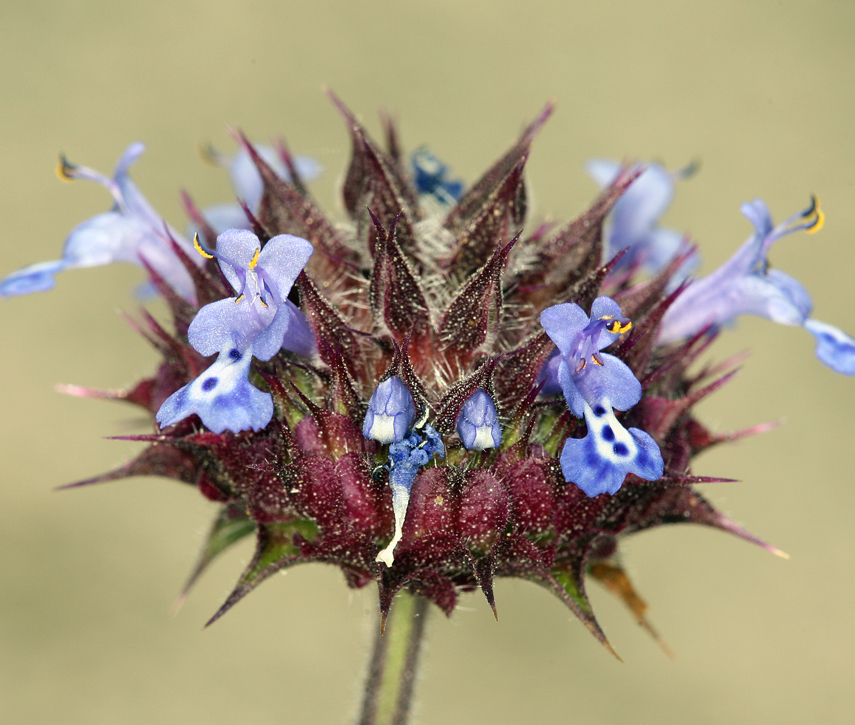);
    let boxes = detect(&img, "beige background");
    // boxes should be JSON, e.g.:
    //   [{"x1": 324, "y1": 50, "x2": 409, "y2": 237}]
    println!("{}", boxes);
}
[{"x1": 2, "y1": 1, "x2": 854, "y2": 723}]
